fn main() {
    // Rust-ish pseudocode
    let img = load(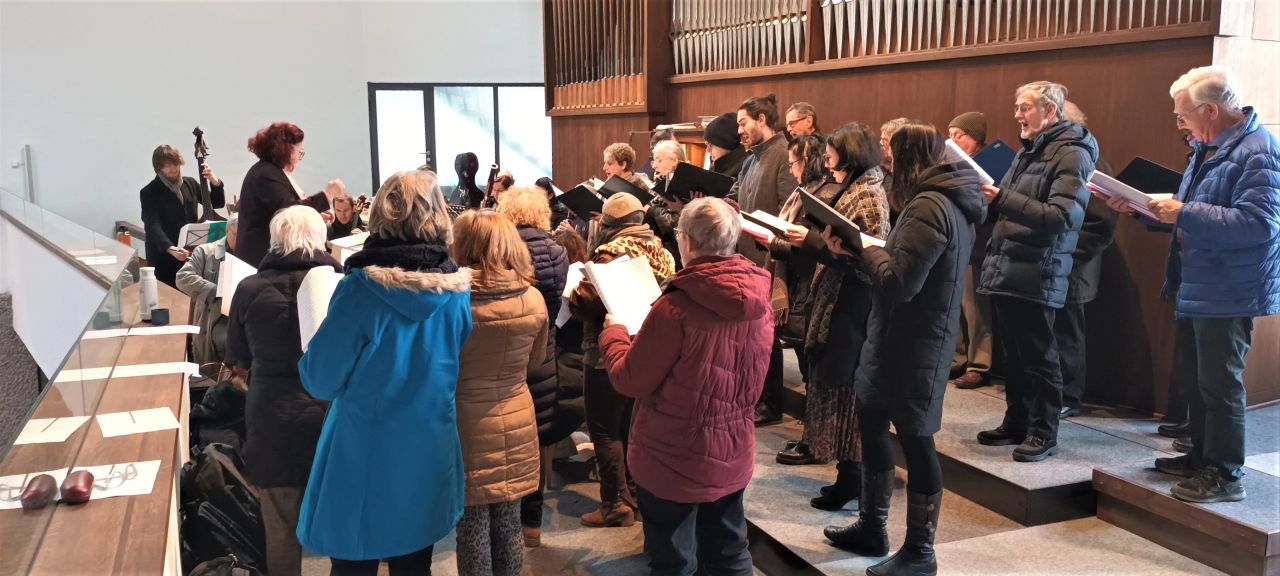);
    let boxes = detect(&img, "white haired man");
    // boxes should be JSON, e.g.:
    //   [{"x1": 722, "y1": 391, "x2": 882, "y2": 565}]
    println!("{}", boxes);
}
[
  {"x1": 1104, "y1": 65, "x2": 1280, "y2": 503},
  {"x1": 976, "y1": 81, "x2": 1099, "y2": 463}
]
